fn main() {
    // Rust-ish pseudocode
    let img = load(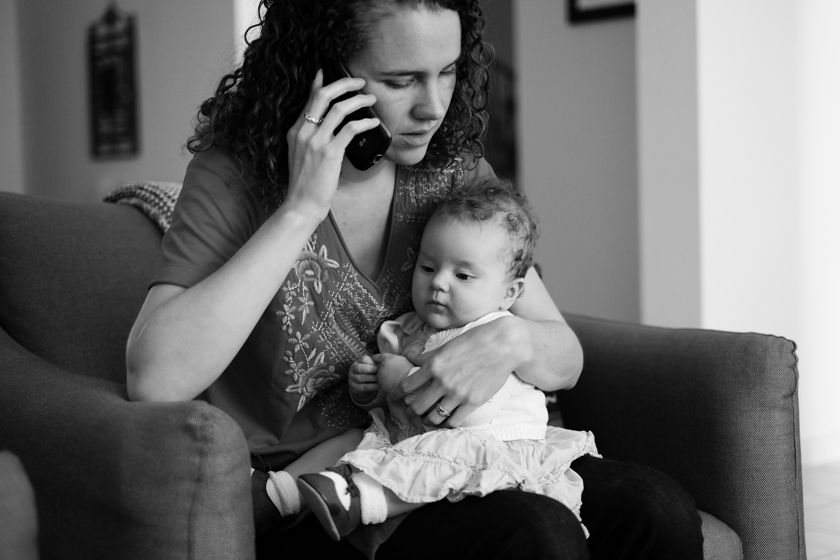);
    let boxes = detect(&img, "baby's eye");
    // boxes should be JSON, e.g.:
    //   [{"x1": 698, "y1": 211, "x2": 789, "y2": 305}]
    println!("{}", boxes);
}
[
  {"x1": 419, "y1": 265, "x2": 435, "y2": 273},
  {"x1": 455, "y1": 272, "x2": 473, "y2": 281}
]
